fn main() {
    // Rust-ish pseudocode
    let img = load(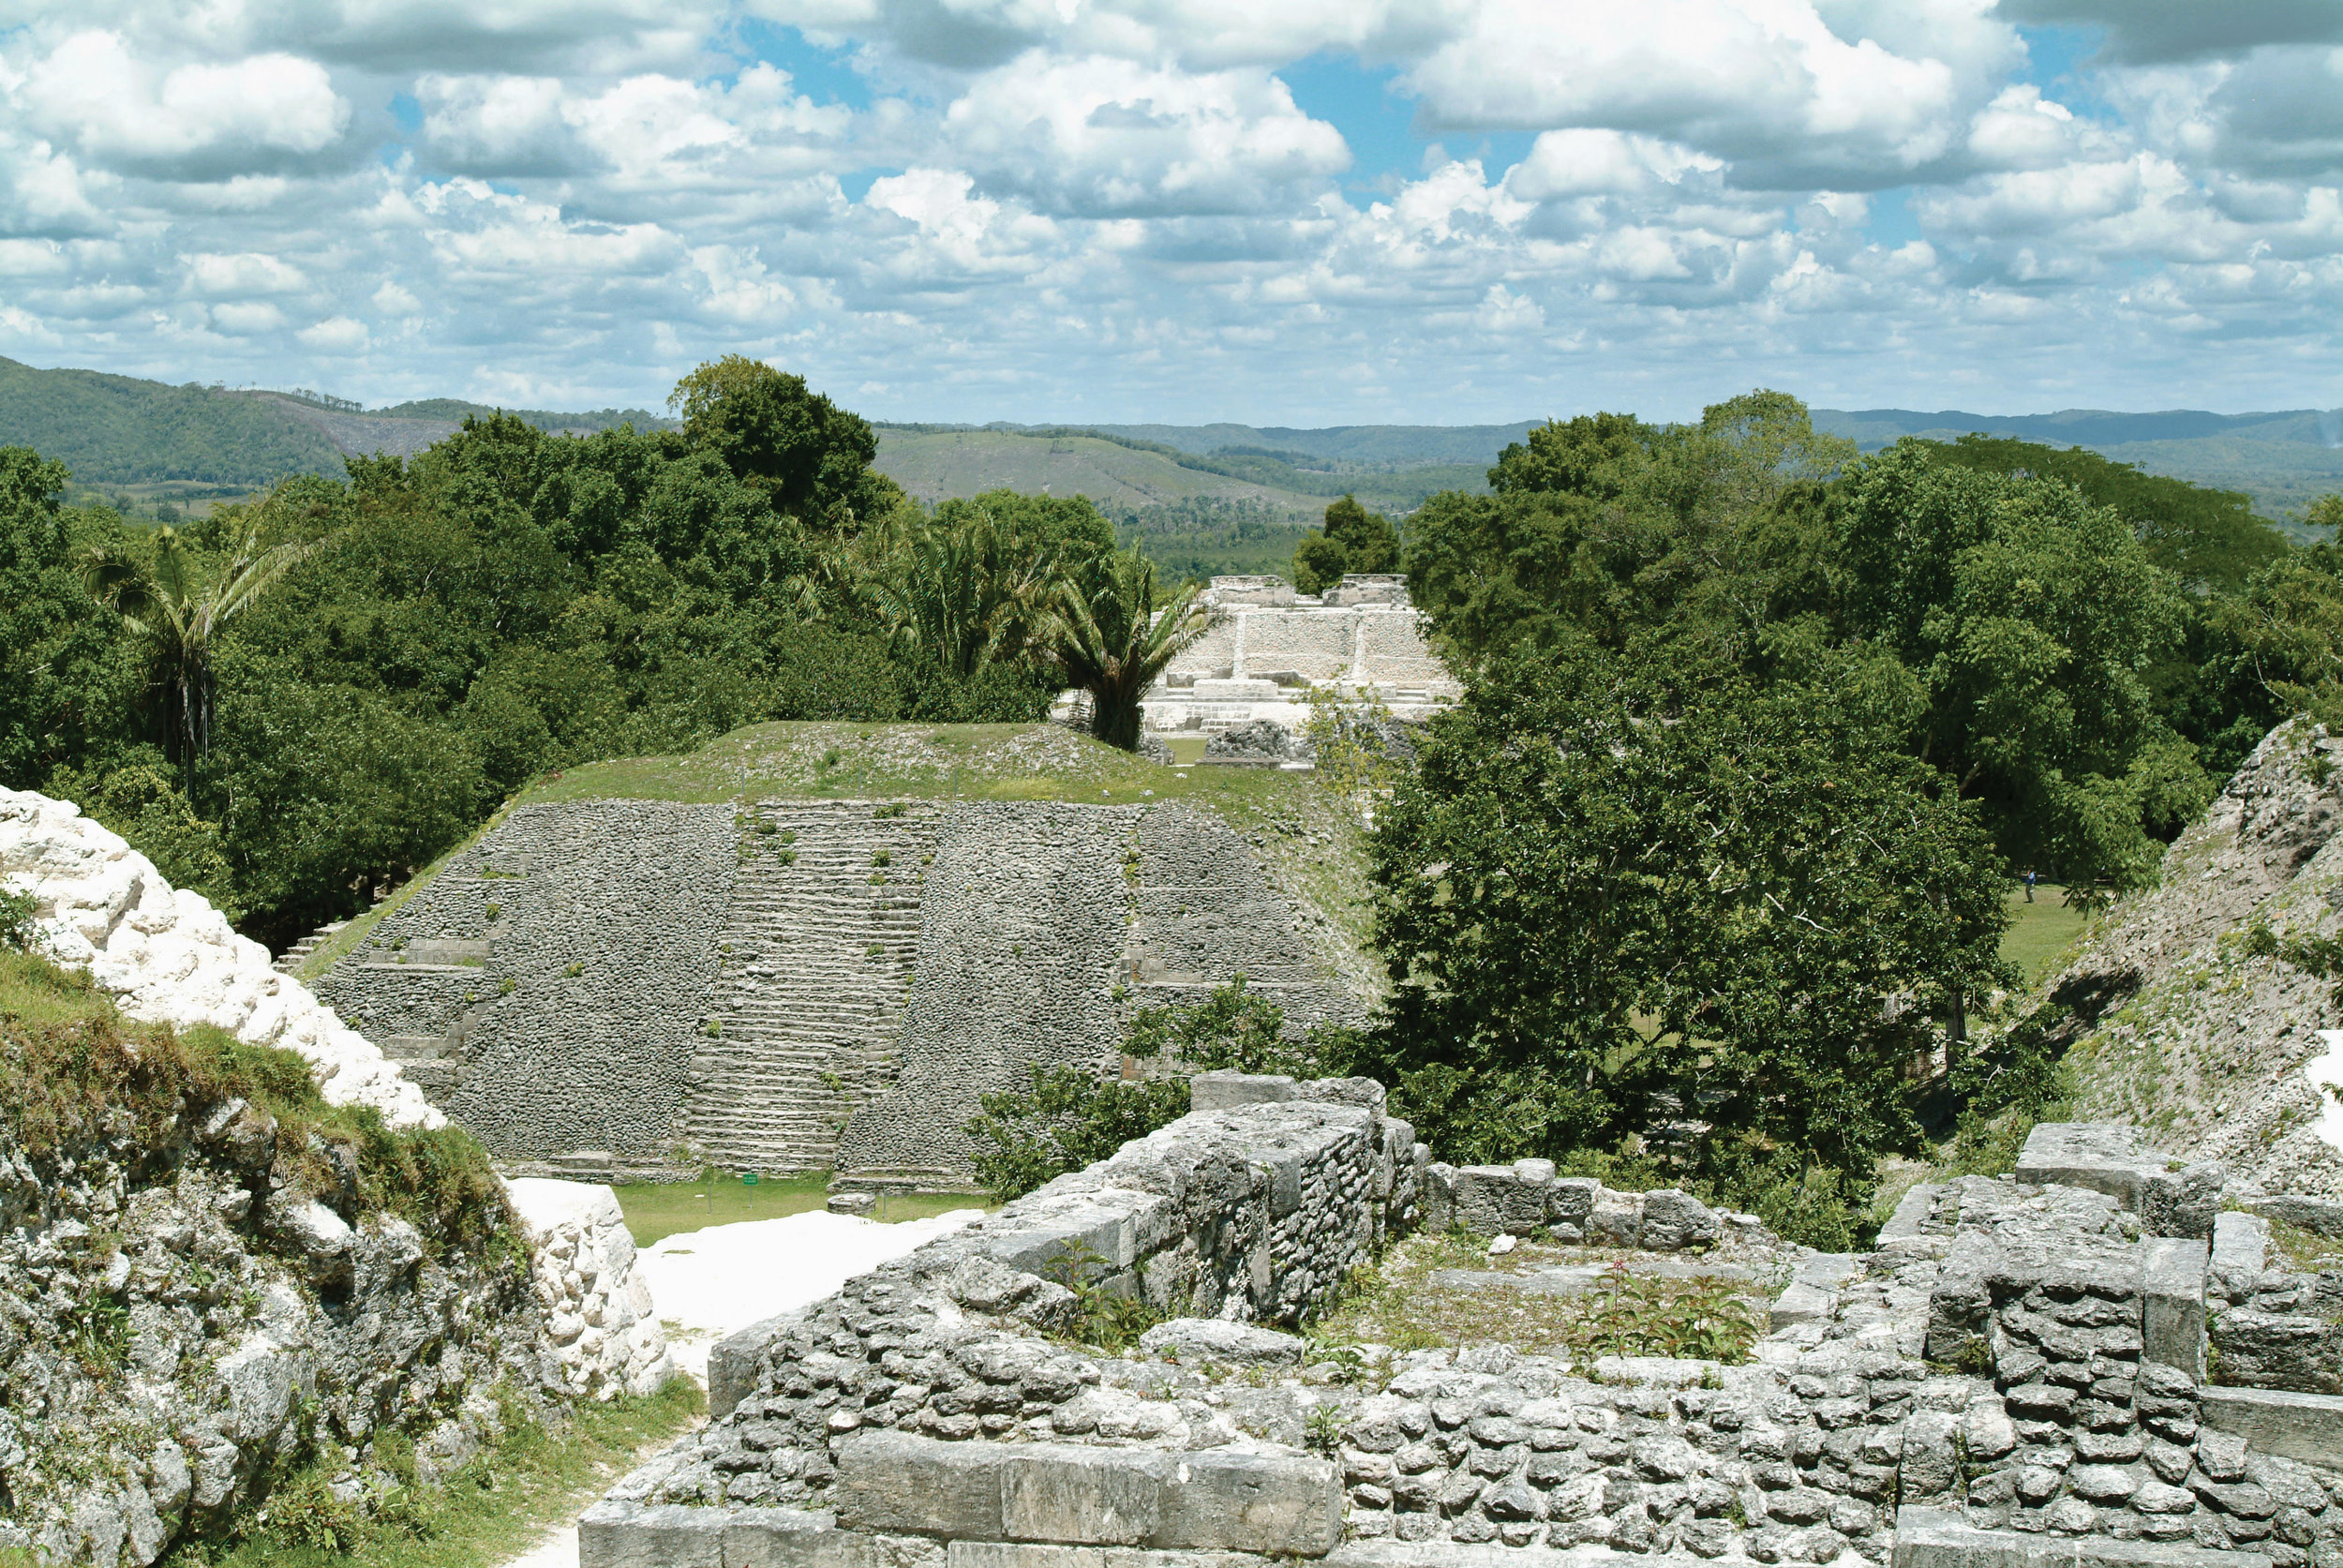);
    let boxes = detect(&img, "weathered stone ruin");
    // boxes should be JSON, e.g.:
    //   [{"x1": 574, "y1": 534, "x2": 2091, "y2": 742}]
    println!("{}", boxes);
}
[
  {"x1": 1140, "y1": 575, "x2": 1462, "y2": 739},
  {"x1": 578, "y1": 1086, "x2": 2343, "y2": 1568},
  {"x1": 2050, "y1": 721, "x2": 2343, "y2": 1200},
  {"x1": 310, "y1": 795, "x2": 1367, "y2": 1183}
]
